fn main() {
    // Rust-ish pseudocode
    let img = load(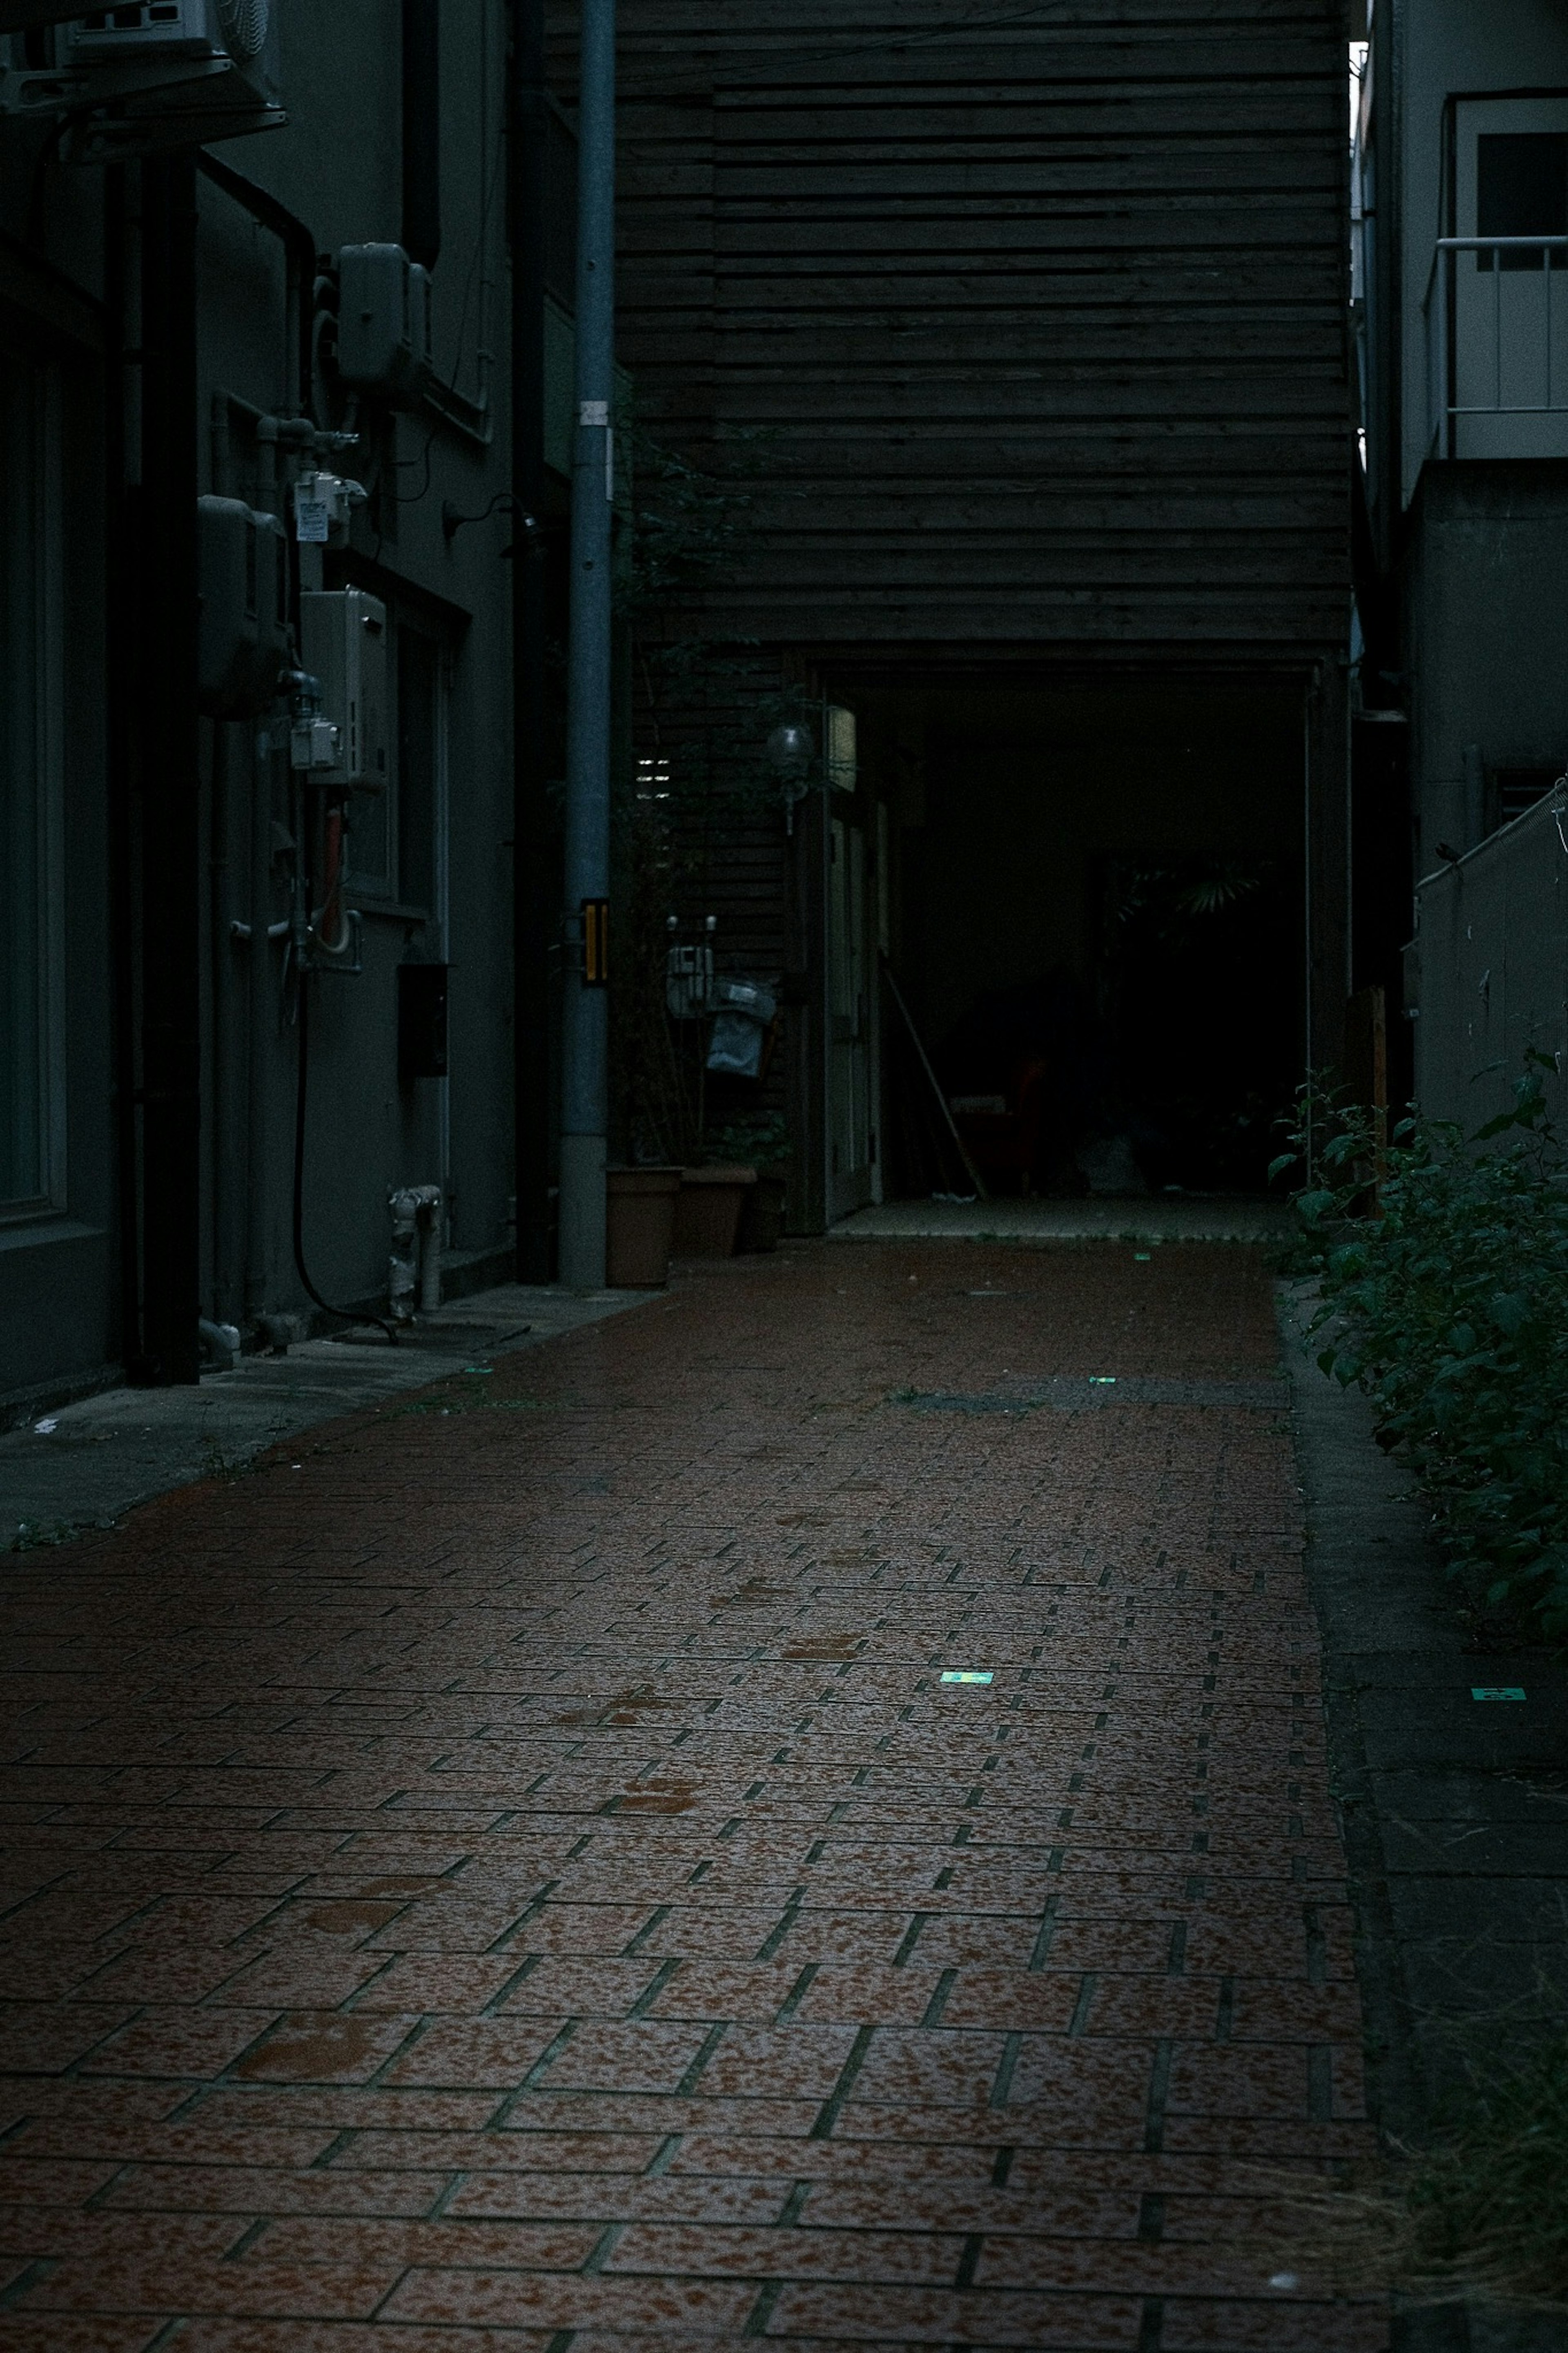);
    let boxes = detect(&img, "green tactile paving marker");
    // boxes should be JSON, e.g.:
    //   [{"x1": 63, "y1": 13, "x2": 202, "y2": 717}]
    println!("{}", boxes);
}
[
  {"x1": 940, "y1": 1670, "x2": 993, "y2": 1685},
  {"x1": 1471, "y1": 1686, "x2": 1526, "y2": 1701}
]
